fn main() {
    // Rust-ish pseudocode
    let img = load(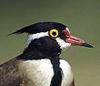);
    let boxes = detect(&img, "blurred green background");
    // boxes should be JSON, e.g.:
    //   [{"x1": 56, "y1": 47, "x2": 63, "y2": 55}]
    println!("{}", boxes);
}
[{"x1": 0, "y1": 0, "x2": 100, "y2": 86}]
